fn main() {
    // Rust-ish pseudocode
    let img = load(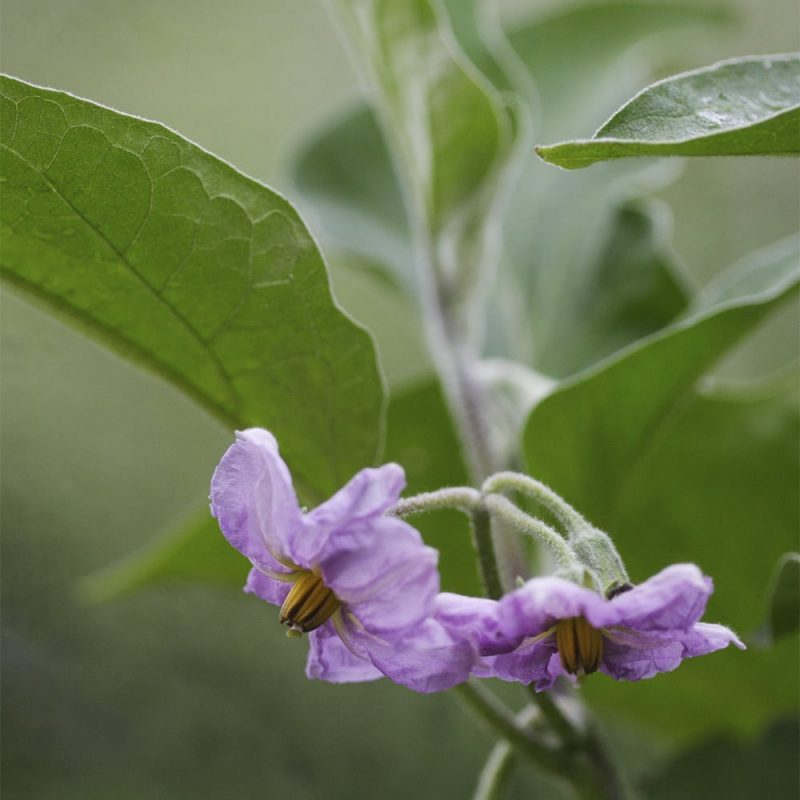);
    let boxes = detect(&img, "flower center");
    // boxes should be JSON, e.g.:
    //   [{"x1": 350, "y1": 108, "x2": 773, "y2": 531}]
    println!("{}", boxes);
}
[
  {"x1": 555, "y1": 617, "x2": 603, "y2": 675},
  {"x1": 279, "y1": 570, "x2": 341, "y2": 635}
]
